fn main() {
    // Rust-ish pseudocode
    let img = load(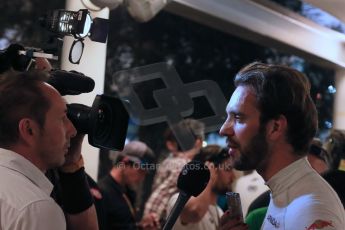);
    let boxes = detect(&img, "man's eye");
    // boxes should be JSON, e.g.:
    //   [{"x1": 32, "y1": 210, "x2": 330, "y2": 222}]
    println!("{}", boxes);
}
[
  {"x1": 62, "y1": 116, "x2": 68, "y2": 122},
  {"x1": 234, "y1": 115, "x2": 242, "y2": 120}
]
